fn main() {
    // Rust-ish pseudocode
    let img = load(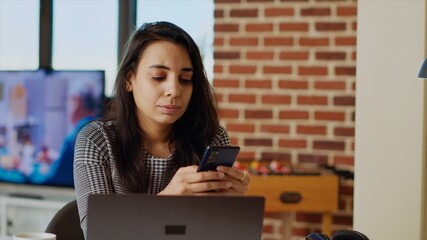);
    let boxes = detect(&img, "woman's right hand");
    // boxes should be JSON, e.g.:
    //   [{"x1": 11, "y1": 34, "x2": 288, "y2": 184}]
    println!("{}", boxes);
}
[{"x1": 158, "y1": 165, "x2": 232, "y2": 195}]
